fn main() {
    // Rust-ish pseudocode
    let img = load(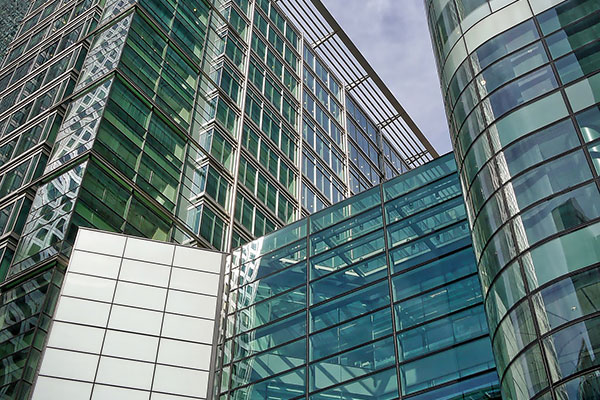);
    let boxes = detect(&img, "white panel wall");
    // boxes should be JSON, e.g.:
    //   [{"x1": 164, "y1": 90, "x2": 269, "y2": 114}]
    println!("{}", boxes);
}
[{"x1": 31, "y1": 228, "x2": 225, "y2": 400}]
